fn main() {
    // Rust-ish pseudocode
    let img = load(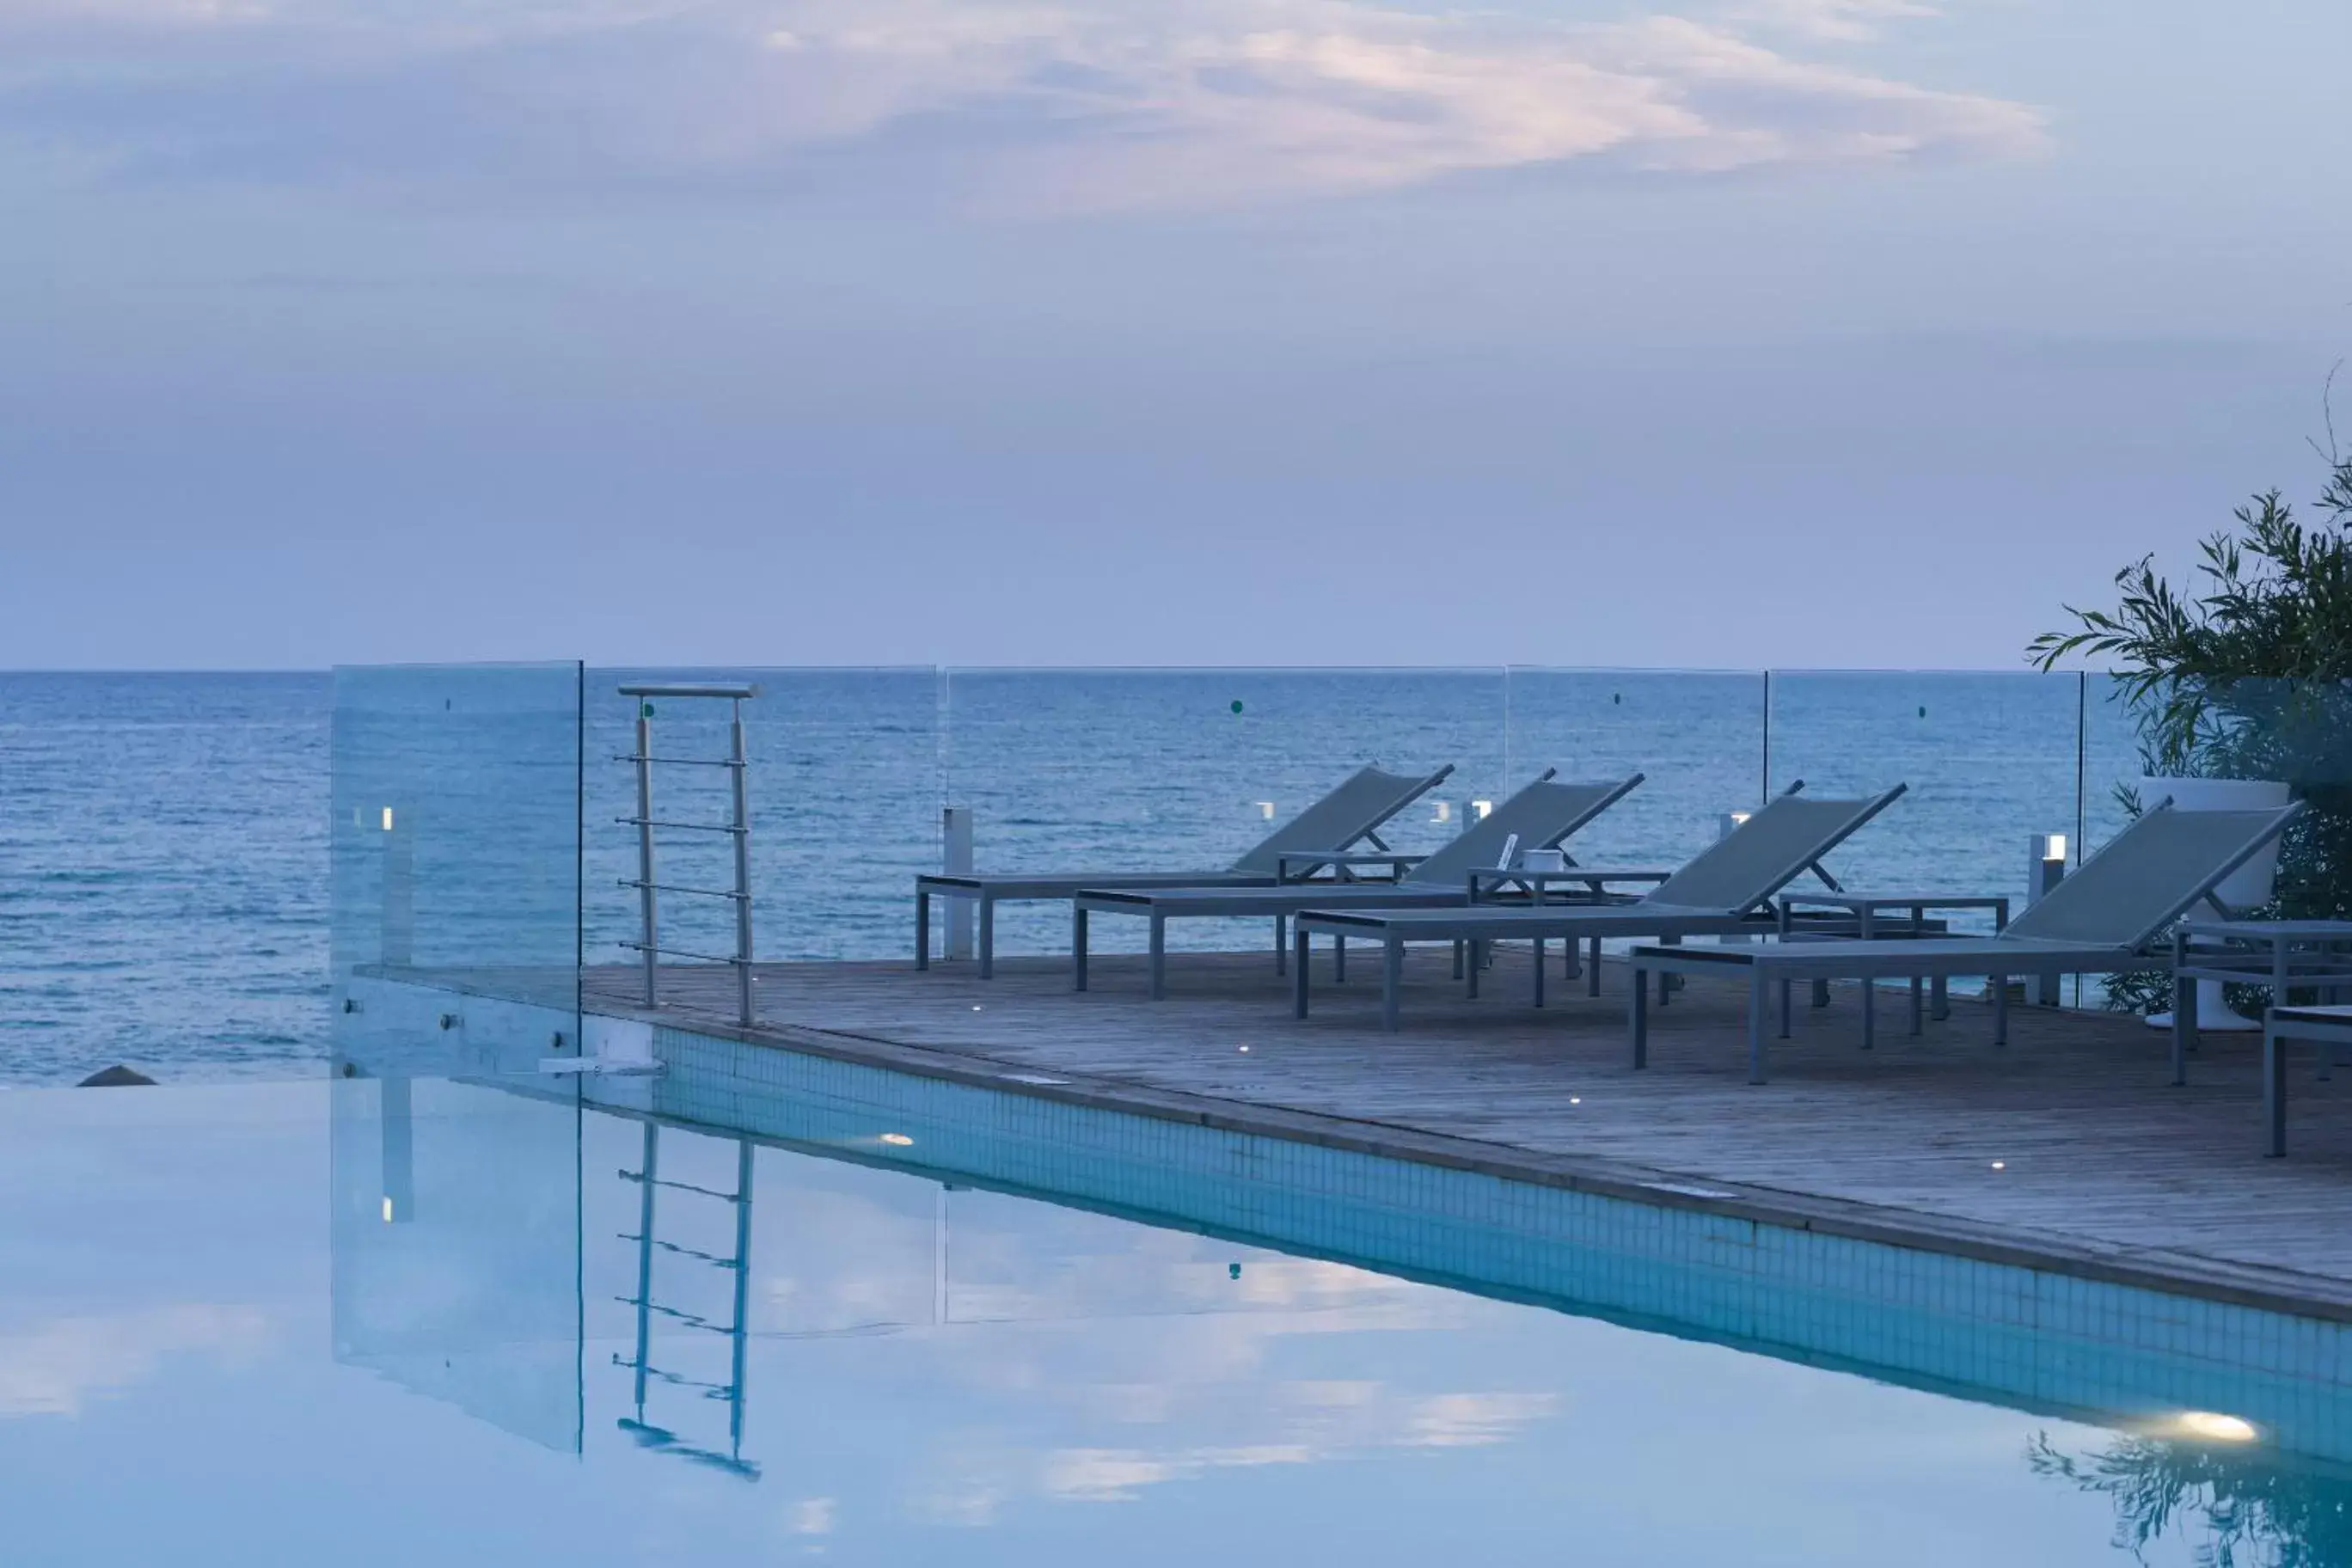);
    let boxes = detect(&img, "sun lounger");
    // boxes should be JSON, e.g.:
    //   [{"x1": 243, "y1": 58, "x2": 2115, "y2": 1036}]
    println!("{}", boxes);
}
[
  {"x1": 1290, "y1": 783, "x2": 1908, "y2": 1031},
  {"x1": 915, "y1": 762, "x2": 1452, "y2": 977},
  {"x1": 1071, "y1": 770, "x2": 1646, "y2": 998},
  {"x1": 1626, "y1": 796, "x2": 2305, "y2": 1083}
]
